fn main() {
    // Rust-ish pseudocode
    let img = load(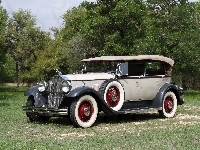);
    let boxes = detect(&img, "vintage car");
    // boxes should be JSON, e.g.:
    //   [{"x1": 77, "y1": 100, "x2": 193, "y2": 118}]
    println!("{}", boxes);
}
[{"x1": 23, "y1": 55, "x2": 184, "y2": 128}]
